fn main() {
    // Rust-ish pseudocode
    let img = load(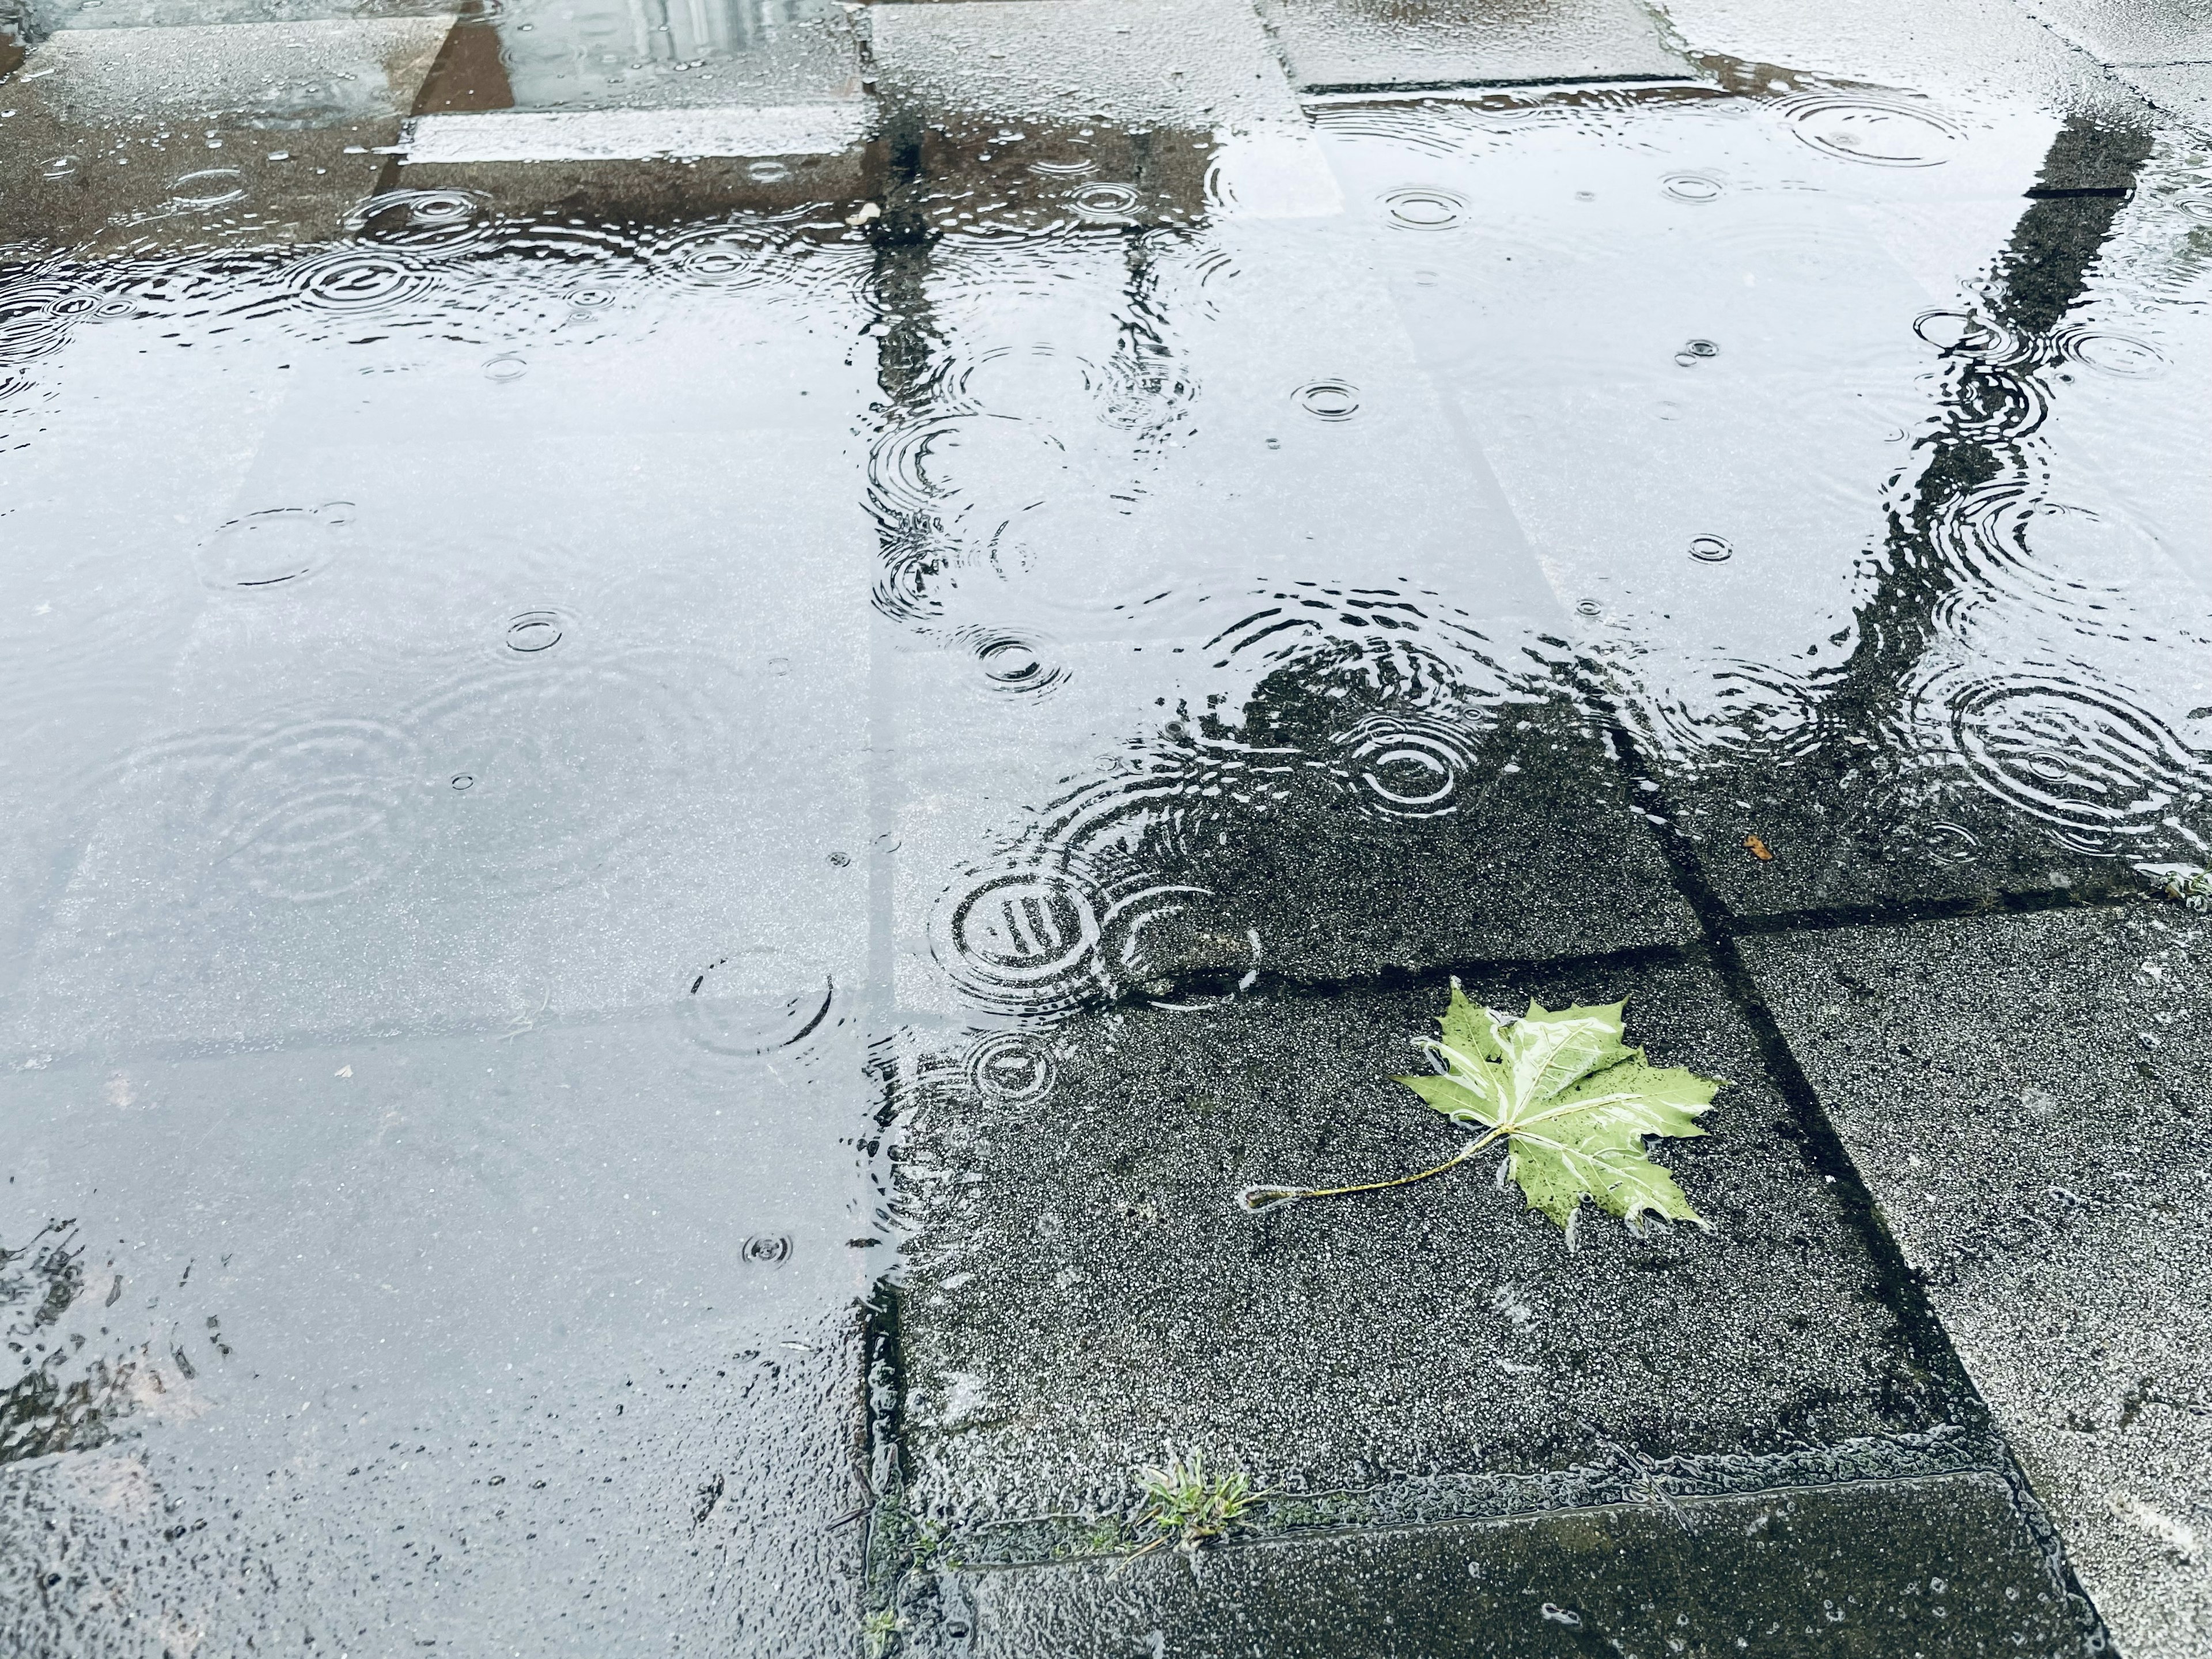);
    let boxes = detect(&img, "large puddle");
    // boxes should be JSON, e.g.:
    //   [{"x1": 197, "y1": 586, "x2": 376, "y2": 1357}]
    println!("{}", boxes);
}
[{"x1": 2, "y1": 0, "x2": 2208, "y2": 1649}]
